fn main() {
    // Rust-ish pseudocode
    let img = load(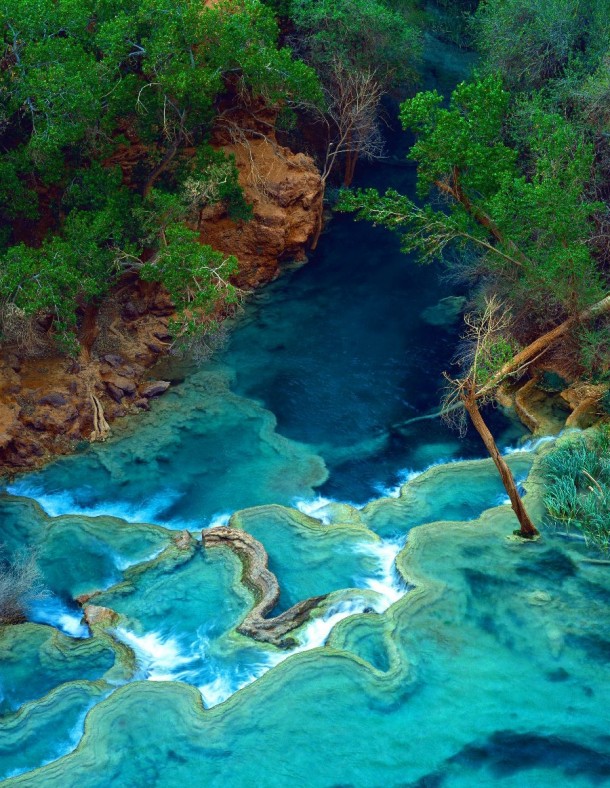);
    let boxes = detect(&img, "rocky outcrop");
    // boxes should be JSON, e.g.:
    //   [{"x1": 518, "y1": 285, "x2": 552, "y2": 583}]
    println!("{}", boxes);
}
[
  {"x1": 562, "y1": 382, "x2": 606, "y2": 429},
  {"x1": 512, "y1": 372, "x2": 606, "y2": 434},
  {"x1": 0, "y1": 278, "x2": 176, "y2": 473},
  {"x1": 202, "y1": 526, "x2": 326, "y2": 648},
  {"x1": 0, "y1": 123, "x2": 324, "y2": 474},
  {"x1": 83, "y1": 605, "x2": 119, "y2": 628},
  {"x1": 199, "y1": 118, "x2": 323, "y2": 288}
]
